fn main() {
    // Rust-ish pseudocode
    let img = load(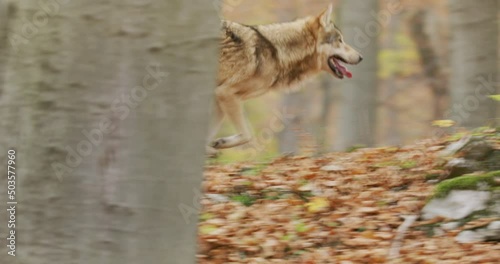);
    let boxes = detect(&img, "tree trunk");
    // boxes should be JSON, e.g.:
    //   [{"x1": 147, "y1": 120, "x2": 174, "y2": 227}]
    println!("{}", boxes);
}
[
  {"x1": 0, "y1": 0, "x2": 218, "y2": 263},
  {"x1": 449, "y1": 0, "x2": 498, "y2": 128},
  {"x1": 380, "y1": 8, "x2": 401, "y2": 146},
  {"x1": 316, "y1": 75, "x2": 336, "y2": 153},
  {"x1": 316, "y1": 3, "x2": 342, "y2": 154},
  {"x1": 275, "y1": 0, "x2": 303, "y2": 155},
  {"x1": 0, "y1": 0, "x2": 11, "y2": 93},
  {"x1": 335, "y1": 0, "x2": 379, "y2": 150},
  {"x1": 409, "y1": 9, "x2": 448, "y2": 120}
]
